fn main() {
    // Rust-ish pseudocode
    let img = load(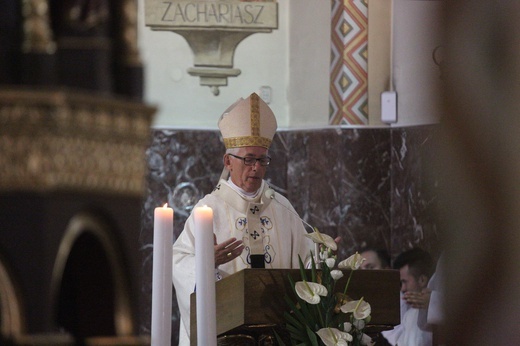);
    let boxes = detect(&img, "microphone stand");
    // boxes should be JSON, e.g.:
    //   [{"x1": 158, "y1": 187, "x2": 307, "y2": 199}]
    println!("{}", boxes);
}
[{"x1": 265, "y1": 188, "x2": 322, "y2": 268}]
